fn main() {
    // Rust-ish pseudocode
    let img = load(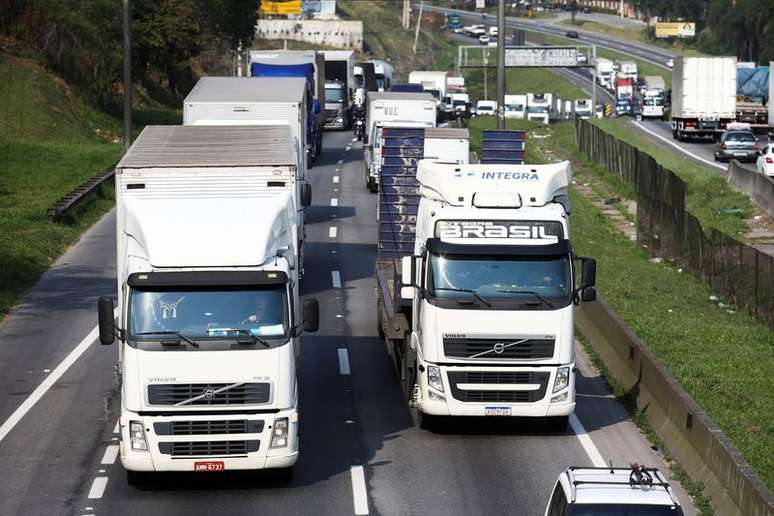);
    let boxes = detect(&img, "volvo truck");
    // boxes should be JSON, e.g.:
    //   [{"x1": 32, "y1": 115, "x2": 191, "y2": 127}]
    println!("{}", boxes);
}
[
  {"x1": 376, "y1": 160, "x2": 597, "y2": 430},
  {"x1": 98, "y1": 125, "x2": 319, "y2": 483},
  {"x1": 364, "y1": 91, "x2": 436, "y2": 192},
  {"x1": 322, "y1": 50, "x2": 355, "y2": 130}
]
